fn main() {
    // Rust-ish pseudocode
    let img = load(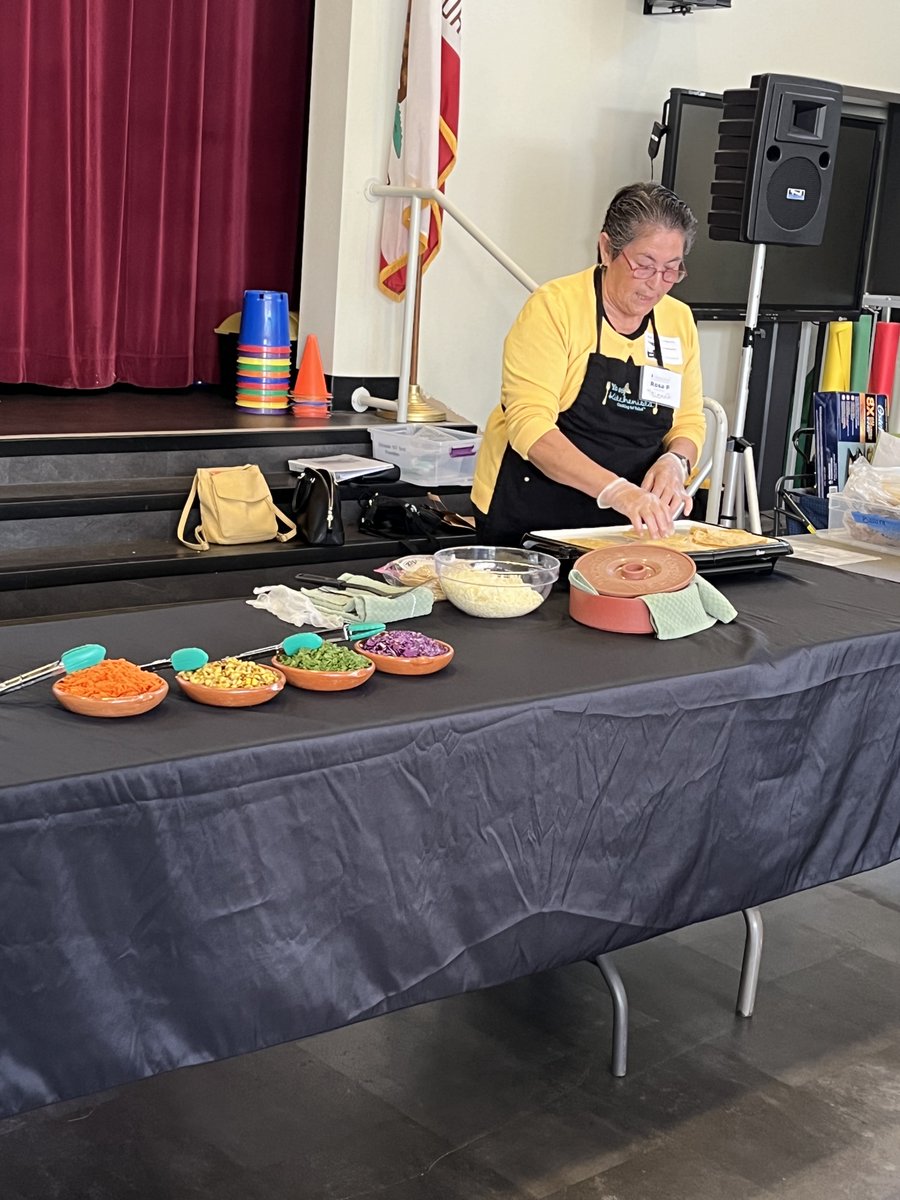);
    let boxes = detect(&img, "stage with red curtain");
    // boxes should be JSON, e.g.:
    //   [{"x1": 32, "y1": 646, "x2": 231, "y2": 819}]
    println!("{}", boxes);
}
[{"x1": 0, "y1": 0, "x2": 312, "y2": 391}]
